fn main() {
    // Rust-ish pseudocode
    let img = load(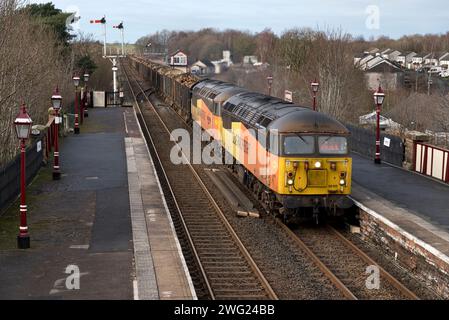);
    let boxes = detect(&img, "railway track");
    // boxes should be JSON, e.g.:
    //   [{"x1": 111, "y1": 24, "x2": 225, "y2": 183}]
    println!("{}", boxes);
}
[
  {"x1": 124, "y1": 58, "x2": 424, "y2": 300},
  {"x1": 275, "y1": 220, "x2": 419, "y2": 300},
  {"x1": 122, "y1": 60, "x2": 278, "y2": 300}
]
